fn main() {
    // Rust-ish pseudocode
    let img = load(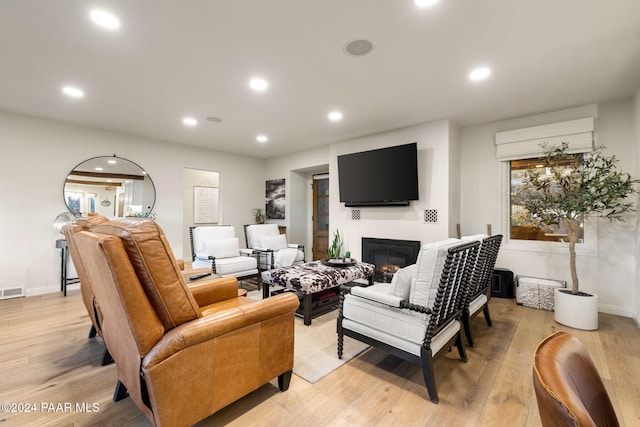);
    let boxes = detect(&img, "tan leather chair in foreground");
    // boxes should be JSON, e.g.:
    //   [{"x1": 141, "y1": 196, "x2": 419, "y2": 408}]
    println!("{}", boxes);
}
[
  {"x1": 533, "y1": 331, "x2": 619, "y2": 426},
  {"x1": 62, "y1": 214, "x2": 113, "y2": 365},
  {"x1": 74, "y1": 218, "x2": 299, "y2": 427}
]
